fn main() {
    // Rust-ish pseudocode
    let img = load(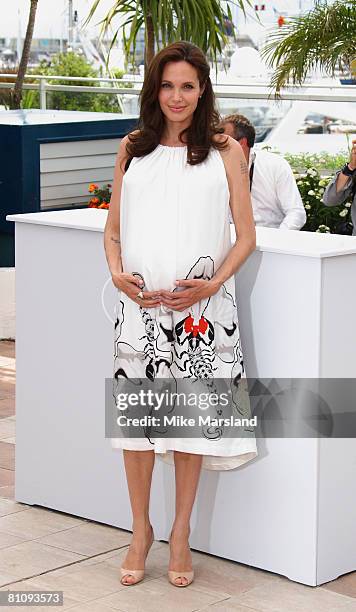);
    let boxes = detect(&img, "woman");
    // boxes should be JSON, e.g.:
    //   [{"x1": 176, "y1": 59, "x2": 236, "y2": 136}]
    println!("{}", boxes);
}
[
  {"x1": 104, "y1": 41, "x2": 257, "y2": 588},
  {"x1": 322, "y1": 139, "x2": 356, "y2": 234}
]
